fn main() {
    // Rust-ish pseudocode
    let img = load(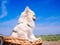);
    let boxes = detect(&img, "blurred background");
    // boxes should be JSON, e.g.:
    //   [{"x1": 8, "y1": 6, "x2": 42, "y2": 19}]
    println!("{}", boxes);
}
[{"x1": 0, "y1": 0, "x2": 60, "y2": 37}]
